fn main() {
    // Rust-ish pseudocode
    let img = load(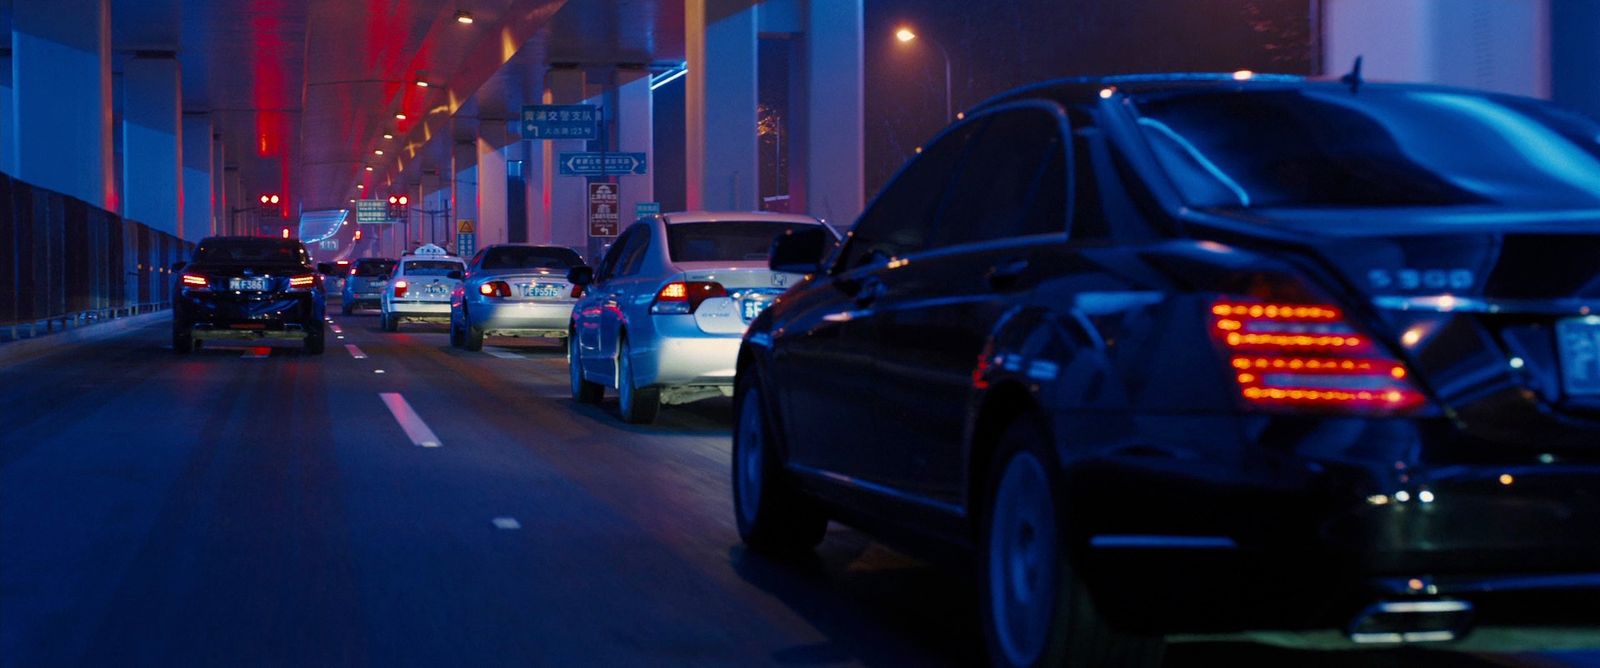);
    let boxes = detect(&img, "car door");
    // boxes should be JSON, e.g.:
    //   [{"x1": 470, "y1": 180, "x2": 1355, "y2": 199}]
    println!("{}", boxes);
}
[
  {"x1": 578, "y1": 229, "x2": 636, "y2": 378},
  {"x1": 872, "y1": 103, "x2": 1074, "y2": 506},
  {"x1": 601, "y1": 221, "x2": 658, "y2": 368},
  {"x1": 773, "y1": 120, "x2": 981, "y2": 486}
]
